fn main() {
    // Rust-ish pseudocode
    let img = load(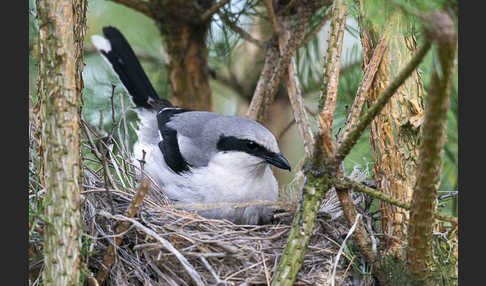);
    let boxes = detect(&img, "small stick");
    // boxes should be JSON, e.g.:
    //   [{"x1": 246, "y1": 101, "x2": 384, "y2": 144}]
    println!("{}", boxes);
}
[
  {"x1": 331, "y1": 214, "x2": 362, "y2": 286},
  {"x1": 200, "y1": 0, "x2": 230, "y2": 22},
  {"x1": 330, "y1": 176, "x2": 458, "y2": 225},
  {"x1": 259, "y1": 241, "x2": 271, "y2": 286},
  {"x1": 217, "y1": 11, "x2": 264, "y2": 48},
  {"x1": 95, "y1": 151, "x2": 151, "y2": 285},
  {"x1": 301, "y1": 12, "x2": 332, "y2": 48}
]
